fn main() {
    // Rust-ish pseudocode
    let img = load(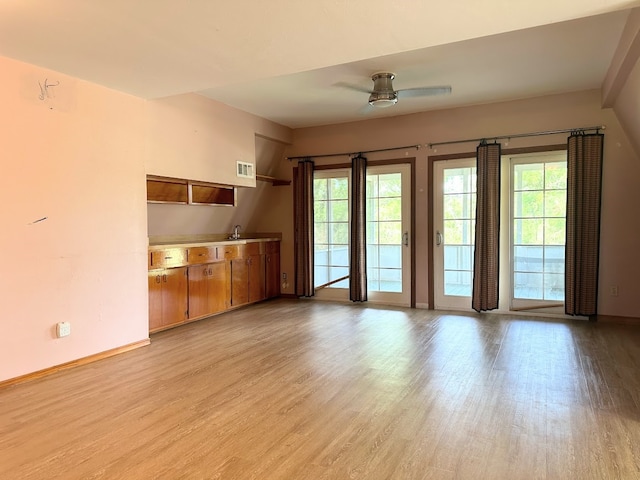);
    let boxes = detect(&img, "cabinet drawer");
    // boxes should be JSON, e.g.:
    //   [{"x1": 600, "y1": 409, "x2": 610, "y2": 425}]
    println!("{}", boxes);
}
[
  {"x1": 187, "y1": 246, "x2": 218, "y2": 264},
  {"x1": 149, "y1": 248, "x2": 188, "y2": 269},
  {"x1": 222, "y1": 245, "x2": 241, "y2": 260}
]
